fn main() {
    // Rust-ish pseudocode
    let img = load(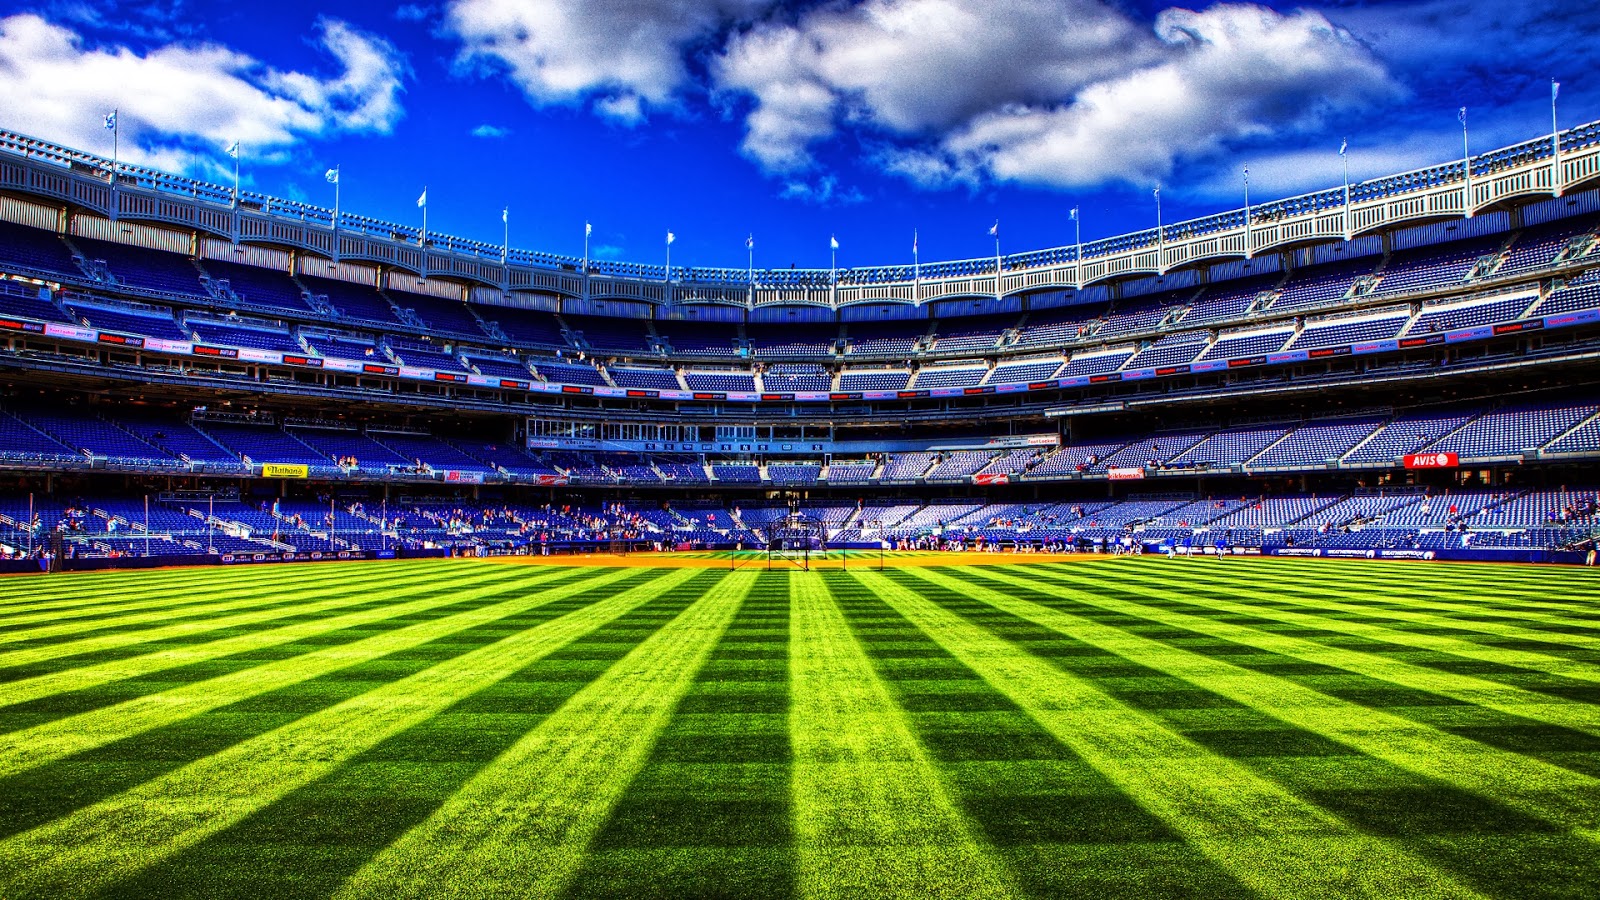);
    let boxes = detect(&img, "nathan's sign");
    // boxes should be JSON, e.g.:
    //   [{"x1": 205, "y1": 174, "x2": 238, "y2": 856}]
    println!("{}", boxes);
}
[
  {"x1": 1403, "y1": 452, "x2": 1459, "y2": 469},
  {"x1": 1107, "y1": 467, "x2": 1147, "y2": 480},
  {"x1": 261, "y1": 463, "x2": 310, "y2": 479}
]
